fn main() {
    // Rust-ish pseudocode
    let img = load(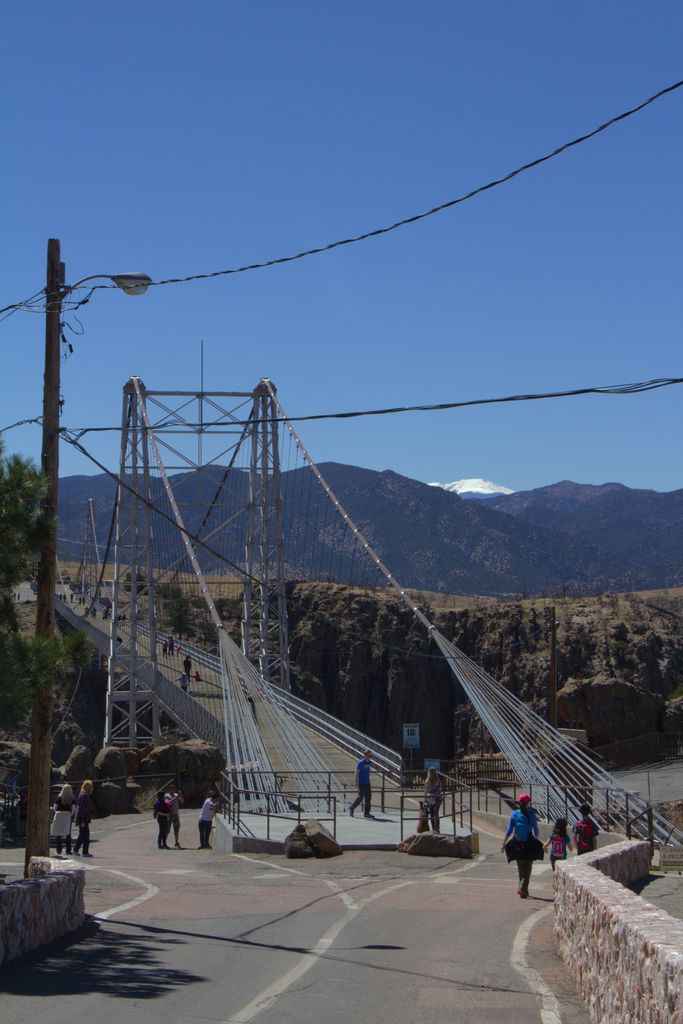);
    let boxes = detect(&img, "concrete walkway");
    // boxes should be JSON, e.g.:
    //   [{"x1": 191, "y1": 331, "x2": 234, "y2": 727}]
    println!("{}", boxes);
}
[
  {"x1": 0, "y1": 809, "x2": 589, "y2": 1024},
  {"x1": 219, "y1": 802, "x2": 474, "y2": 851}
]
